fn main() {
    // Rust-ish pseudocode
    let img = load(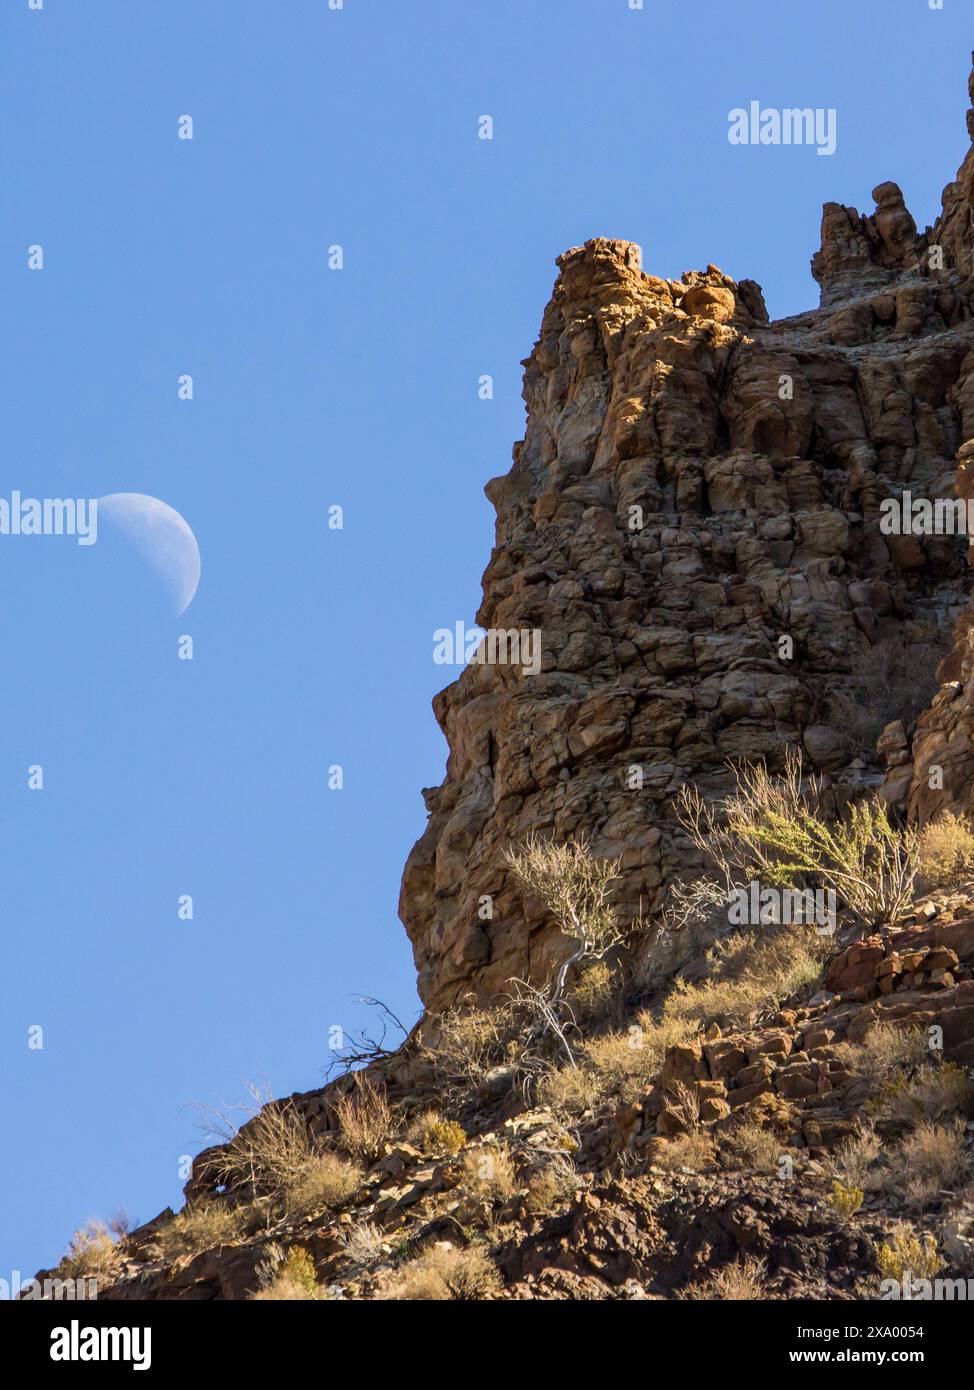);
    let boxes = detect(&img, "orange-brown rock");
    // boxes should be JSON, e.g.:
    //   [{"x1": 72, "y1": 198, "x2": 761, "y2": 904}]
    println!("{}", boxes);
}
[{"x1": 401, "y1": 57, "x2": 974, "y2": 1012}]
